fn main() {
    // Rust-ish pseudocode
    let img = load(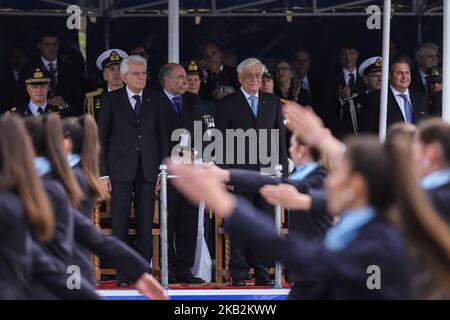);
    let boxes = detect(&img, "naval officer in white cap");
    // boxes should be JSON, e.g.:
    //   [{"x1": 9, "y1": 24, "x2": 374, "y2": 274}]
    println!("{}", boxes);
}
[{"x1": 84, "y1": 49, "x2": 128, "y2": 120}]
